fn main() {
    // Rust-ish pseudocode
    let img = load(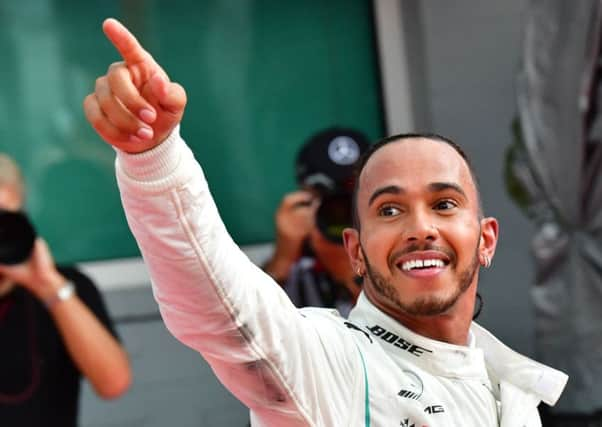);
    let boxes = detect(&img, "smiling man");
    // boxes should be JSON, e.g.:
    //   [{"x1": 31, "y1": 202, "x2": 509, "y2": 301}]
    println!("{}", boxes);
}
[{"x1": 85, "y1": 18, "x2": 568, "y2": 427}]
